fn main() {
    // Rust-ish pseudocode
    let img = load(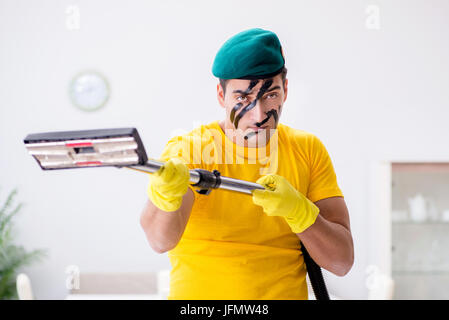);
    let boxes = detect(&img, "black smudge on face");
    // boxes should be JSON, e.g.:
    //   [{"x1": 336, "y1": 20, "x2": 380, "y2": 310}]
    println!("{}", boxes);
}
[
  {"x1": 230, "y1": 80, "x2": 259, "y2": 123},
  {"x1": 265, "y1": 108, "x2": 279, "y2": 127},
  {"x1": 244, "y1": 131, "x2": 256, "y2": 140},
  {"x1": 255, "y1": 108, "x2": 278, "y2": 127},
  {"x1": 230, "y1": 103, "x2": 243, "y2": 124},
  {"x1": 233, "y1": 79, "x2": 273, "y2": 129},
  {"x1": 243, "y1": 107, "x2": 280, "y2": 140},
  {"x1": 243, "y1": 80, "x2": 260, "y2": 95}
]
